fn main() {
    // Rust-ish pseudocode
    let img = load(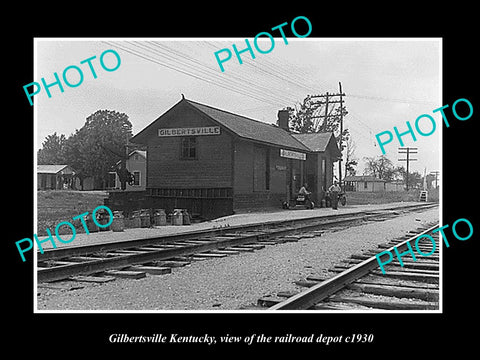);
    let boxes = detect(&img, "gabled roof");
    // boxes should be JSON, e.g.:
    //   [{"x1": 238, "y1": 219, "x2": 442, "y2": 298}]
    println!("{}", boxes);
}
[
  {"x1": 115, "y1": 150, "x2": 147, "y2": 165},
  {"x1": 185, "y1": 99, "x2": 310, "y2": 151},
  {"x1": 129, "y1": 150, "x2": 146, "y2": 159},
  {"x1": 131, "y1": 98, "x2": 310, "y2": 152},
  {"x1": 37, "y1": 165, "x2": 72, "y2": 174},
  {"x1": 292, "y1": 132, "x2": 342, "y2": 158}
]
